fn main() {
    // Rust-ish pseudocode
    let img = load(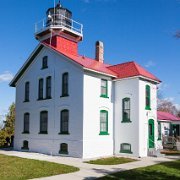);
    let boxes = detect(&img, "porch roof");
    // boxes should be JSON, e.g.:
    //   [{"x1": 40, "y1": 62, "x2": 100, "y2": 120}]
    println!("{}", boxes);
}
[{"x1": 157, "y1": 111, "x2": 180, "y2": 122}]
